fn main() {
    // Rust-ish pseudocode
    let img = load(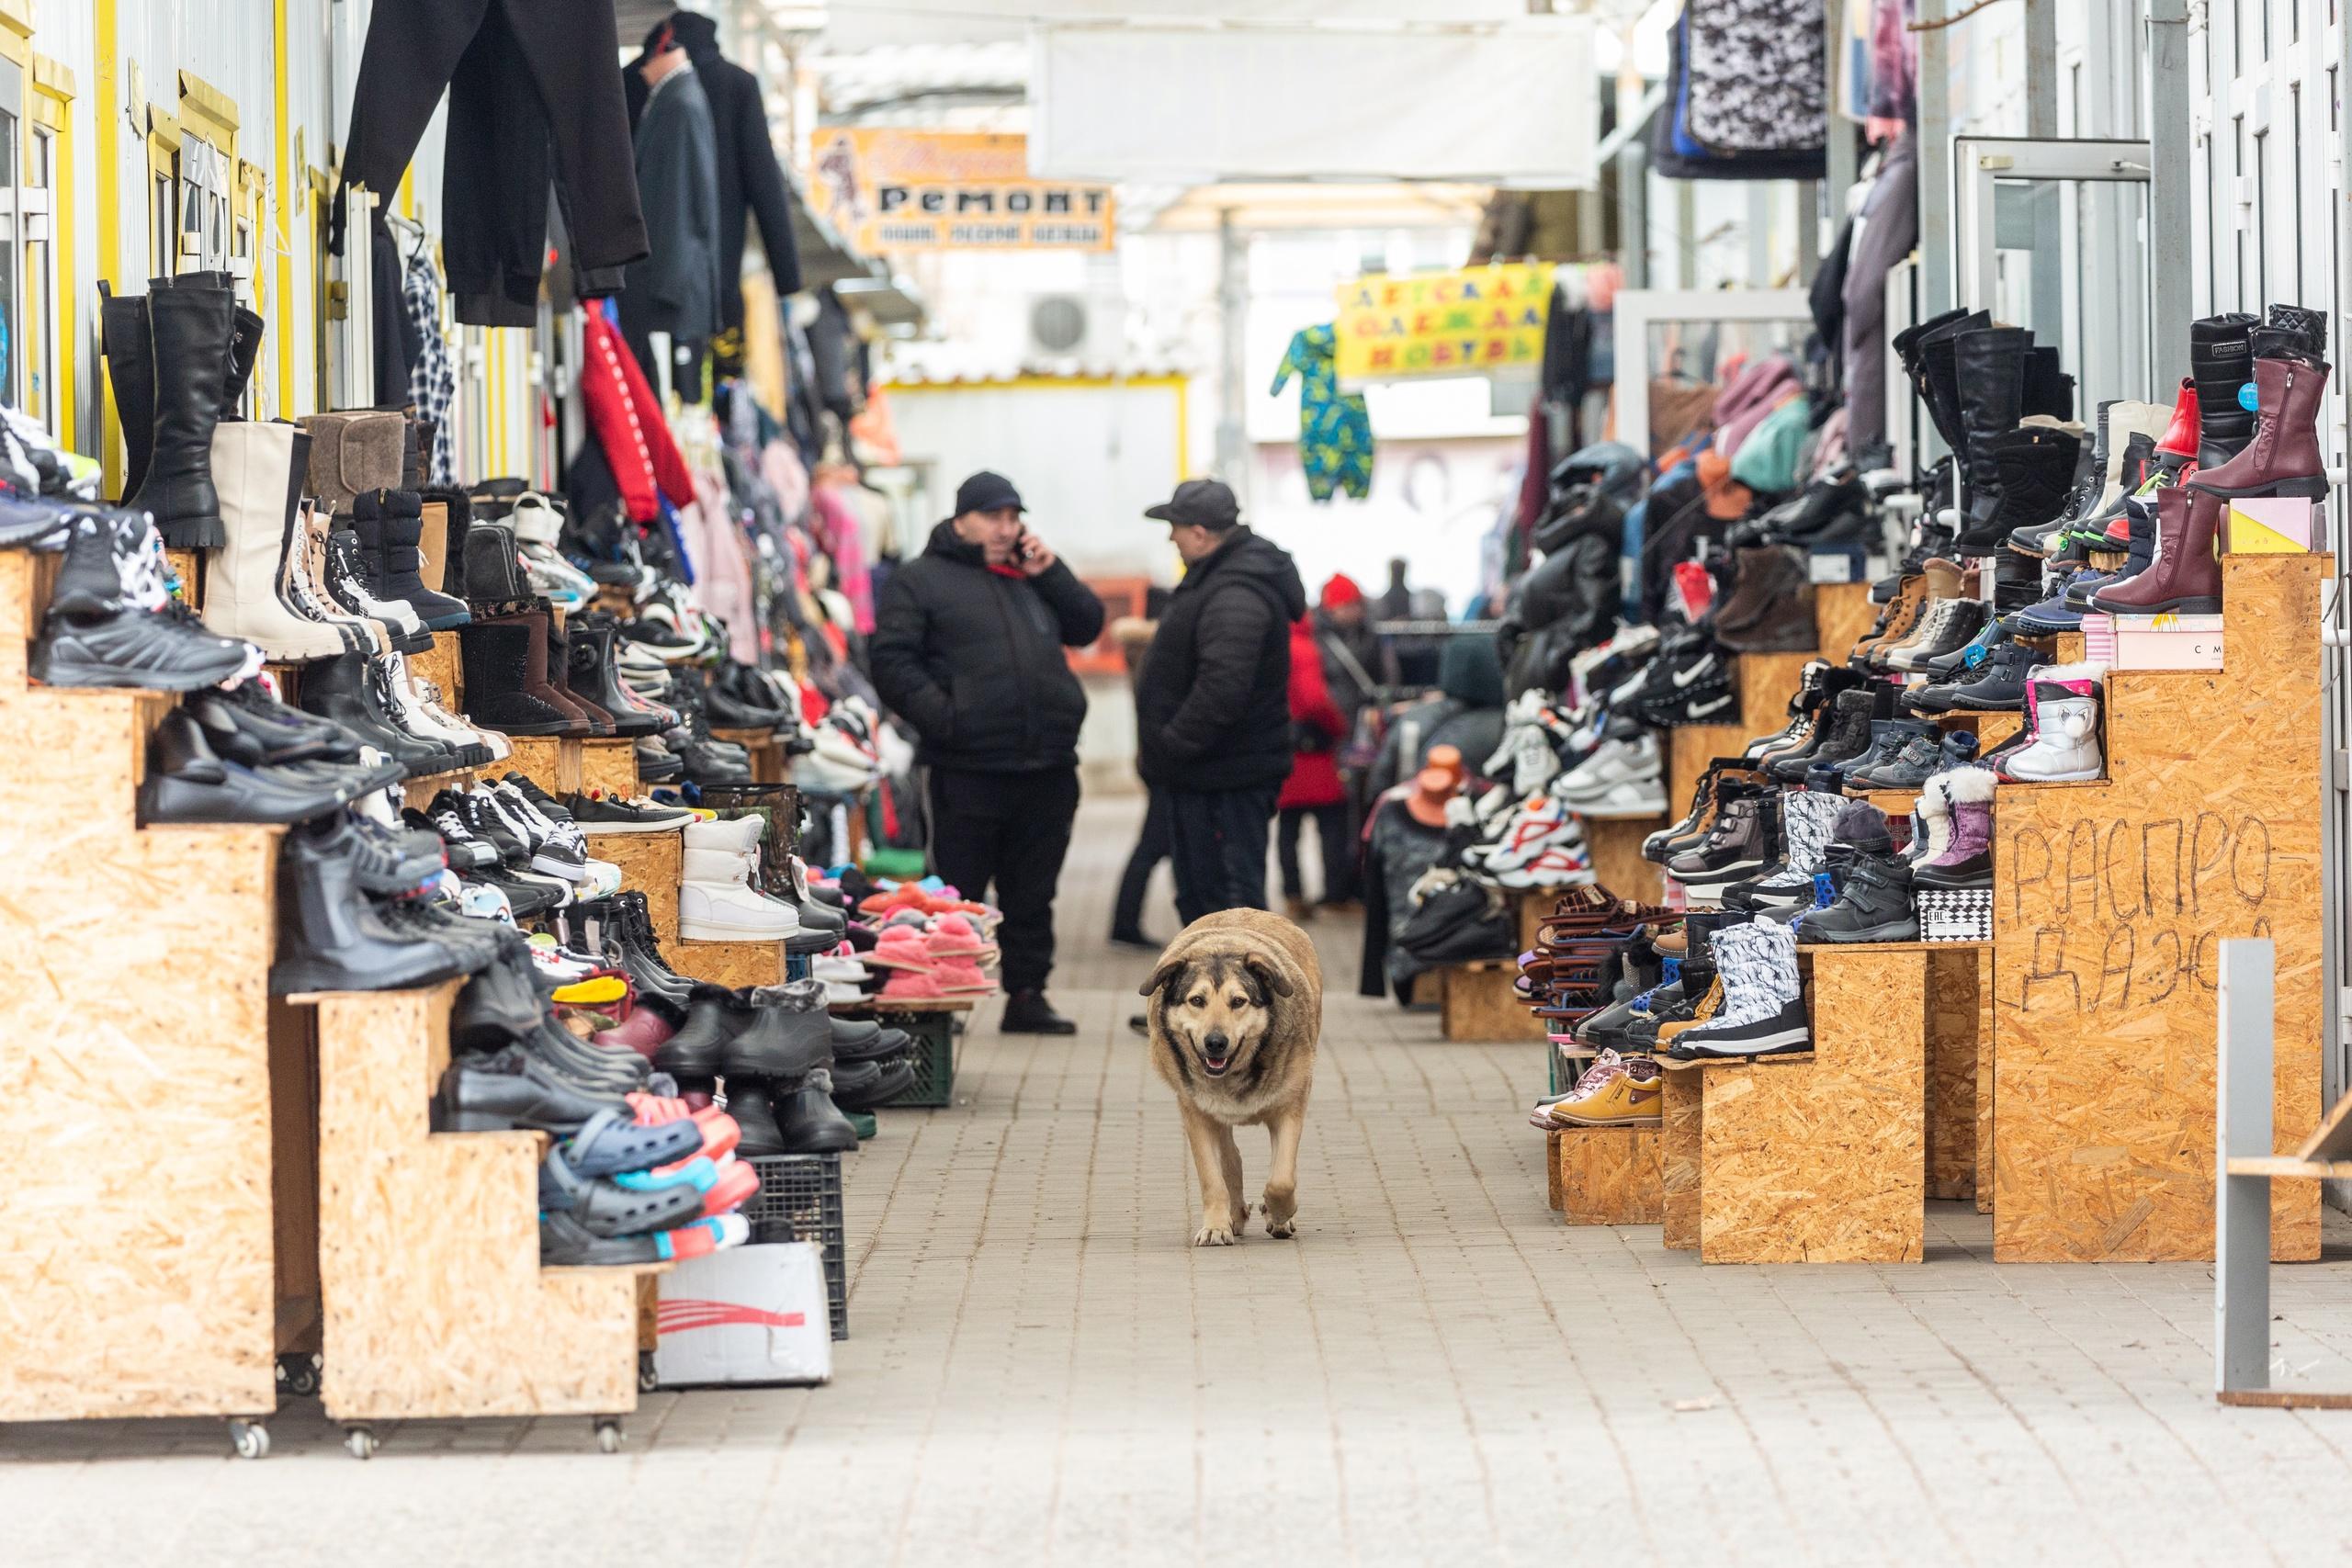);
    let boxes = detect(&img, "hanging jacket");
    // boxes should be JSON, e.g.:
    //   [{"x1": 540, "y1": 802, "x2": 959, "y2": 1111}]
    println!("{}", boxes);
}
[
  {"x1": 1134, "y1": 527, "x2": 1310, "y2": 793},
  {"x1": 868, "y1": 520, "x2": 1105, "y2": 773},
  {"x1": 1280, "y1": 616, "x2": 1348, "y2": 811},
  {"x1": 580, "y1": 301, "x2": 694, "y2": 523},
  {"x1": 1497, "y1": 483, "x2": 1624, "y2": 696},
  {"x1": 621, "y1": 63, "x2": 724, "y2": 348},
  {"x1": 628, "y1": 11, "x2": 804, "y2": 329}
]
